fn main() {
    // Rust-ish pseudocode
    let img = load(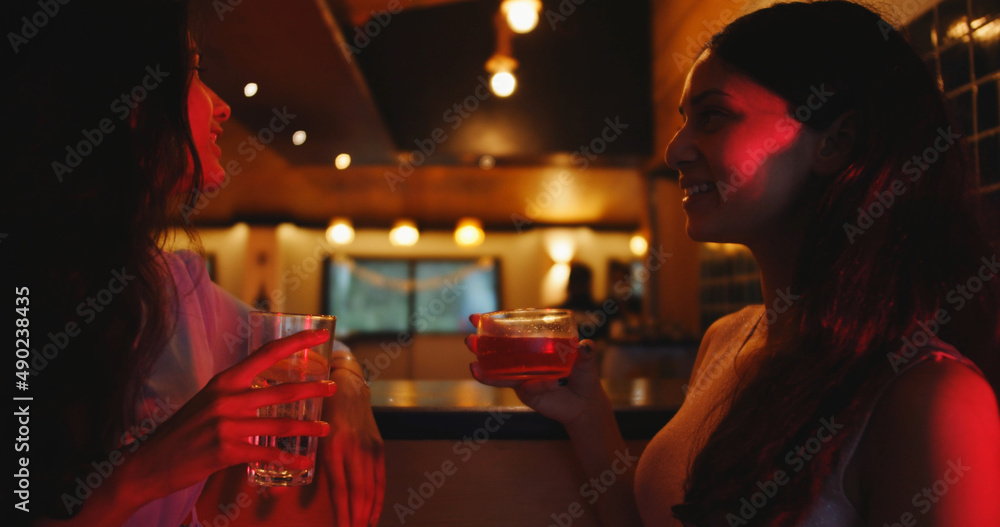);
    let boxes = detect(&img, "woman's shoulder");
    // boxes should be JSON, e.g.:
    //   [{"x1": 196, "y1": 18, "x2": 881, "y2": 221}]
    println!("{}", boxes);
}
[
  {"x1": 854, "y1": 344, "x2": 999, "y2": 522},
  {"x1": 689, "y1": 305, "x2": 765, "y2": 382},
  {"x1": 157, "y1": 249, "x2": 214, "y2": 296},
  {"x1": 868, "y1": 347, "x2": 997, "y2": 445},
  {"x1": 703, "y1": 304, "x2": 765, "y2": 347}
]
